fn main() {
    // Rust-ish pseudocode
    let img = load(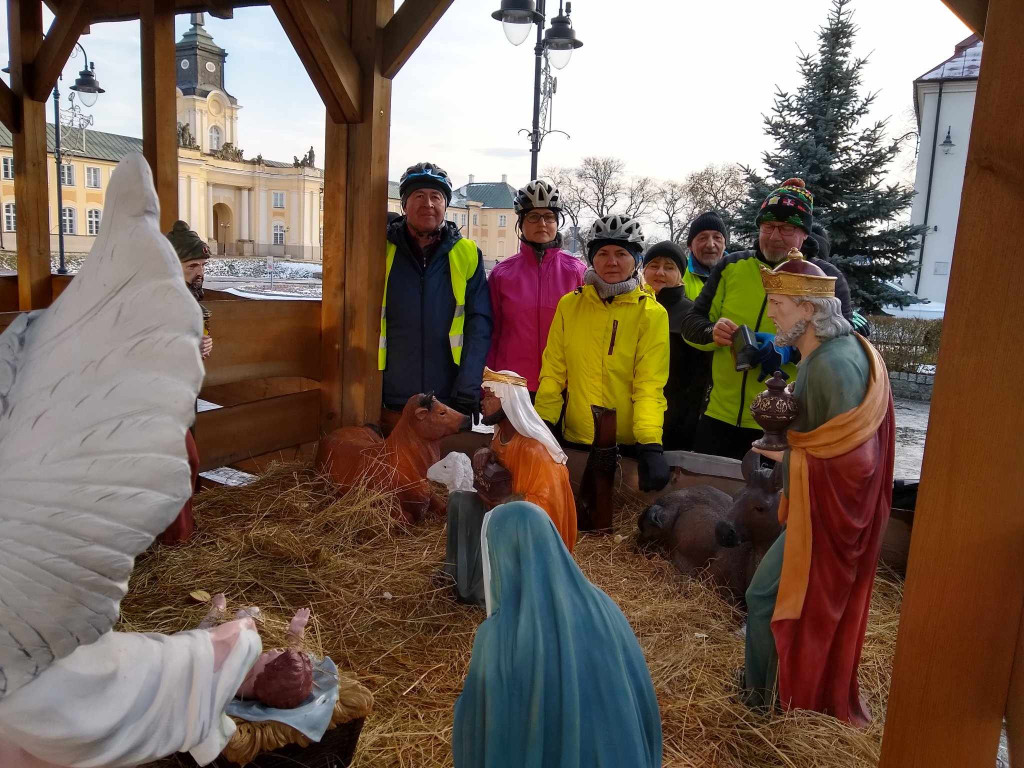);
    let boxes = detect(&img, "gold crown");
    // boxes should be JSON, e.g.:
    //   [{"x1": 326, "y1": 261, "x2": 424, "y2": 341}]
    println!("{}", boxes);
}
[
  {"x1": 483, "y1": 368, "x2": 528, "y2": 388},
  {"x1": 759, "y1": 248, "x2": 837, "y2": 298}
]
